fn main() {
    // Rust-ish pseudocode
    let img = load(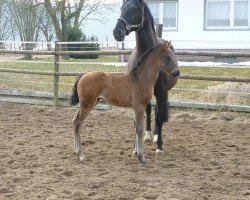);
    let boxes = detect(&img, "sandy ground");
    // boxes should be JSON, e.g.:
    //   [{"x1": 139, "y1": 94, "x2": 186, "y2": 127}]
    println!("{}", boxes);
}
[{"x1": 0, "y1": 103, "x2": 249, "y2": 200}]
